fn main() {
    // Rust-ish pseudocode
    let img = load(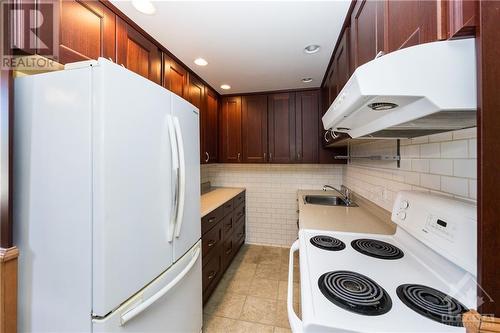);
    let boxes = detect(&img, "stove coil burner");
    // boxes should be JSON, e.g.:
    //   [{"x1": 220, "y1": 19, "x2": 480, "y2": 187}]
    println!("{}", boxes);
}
[
  {"x1": 351, "y1": 239, "x2": 404, "y2": 260},
  {"x1": 310, "y1": 235, "x2": 346, "y2": 251},
  {"x1": 397, "y1": 284, "x2": 468, "y2": 327},
  {"x1": 318, "y1": 270, "x2": 392, "y2": 316}
]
